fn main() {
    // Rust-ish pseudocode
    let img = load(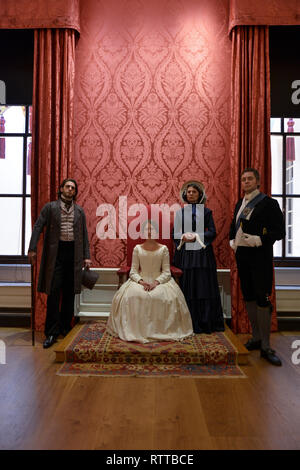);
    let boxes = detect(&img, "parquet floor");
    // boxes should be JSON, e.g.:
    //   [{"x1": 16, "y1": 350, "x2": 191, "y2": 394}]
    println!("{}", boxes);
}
[{"x1": 0, "y1": 327, "x2": 299, "y2": 450}]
